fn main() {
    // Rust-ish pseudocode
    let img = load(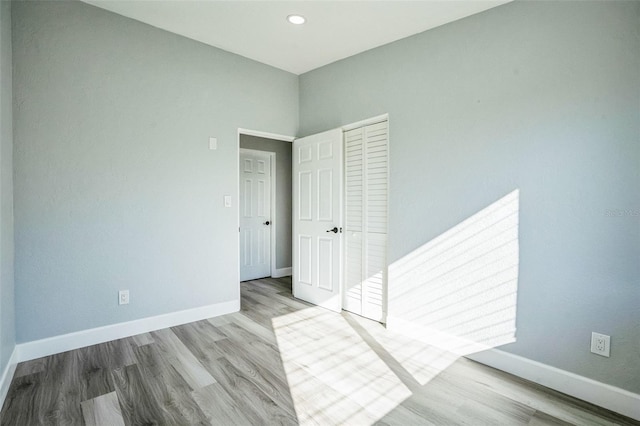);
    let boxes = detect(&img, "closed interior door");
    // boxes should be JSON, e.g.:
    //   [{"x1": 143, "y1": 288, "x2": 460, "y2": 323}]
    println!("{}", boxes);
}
[
  {"x1": 293, "y1": 129, "x2": 343, "y2": 312},
  {"x1": 344, "y1": 121, "x2": 388, "y2": 322},
  {"x1": 239, "y1": 149, "x2": 271, "y2": 281}
]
